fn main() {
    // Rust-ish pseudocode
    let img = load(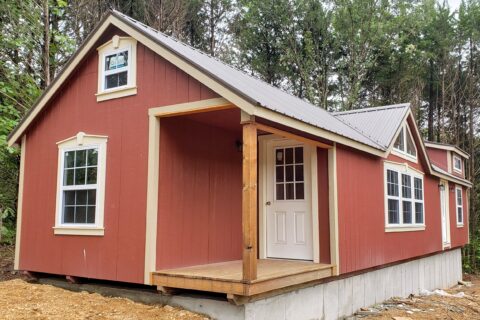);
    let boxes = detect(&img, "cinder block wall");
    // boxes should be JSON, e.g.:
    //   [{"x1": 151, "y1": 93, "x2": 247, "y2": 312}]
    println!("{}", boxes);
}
[{"x1": 165, "y1": 248, "x2": 462, "y2": 320}]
